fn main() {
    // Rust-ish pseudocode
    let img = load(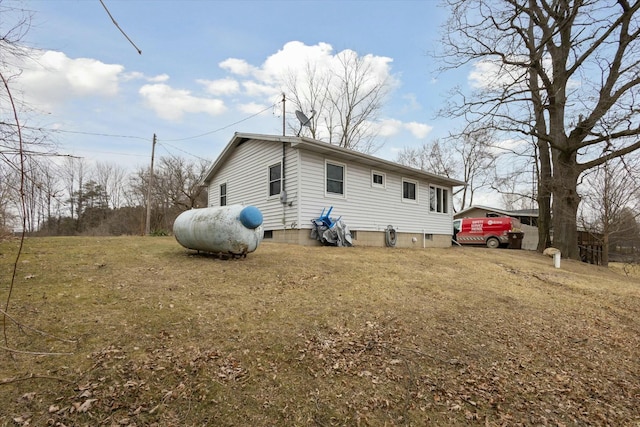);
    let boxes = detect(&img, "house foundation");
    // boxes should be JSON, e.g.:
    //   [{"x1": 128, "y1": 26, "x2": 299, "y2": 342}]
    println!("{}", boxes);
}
[{"x1": 263, "y1": 228, "x2": 452, "y2": 248}]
